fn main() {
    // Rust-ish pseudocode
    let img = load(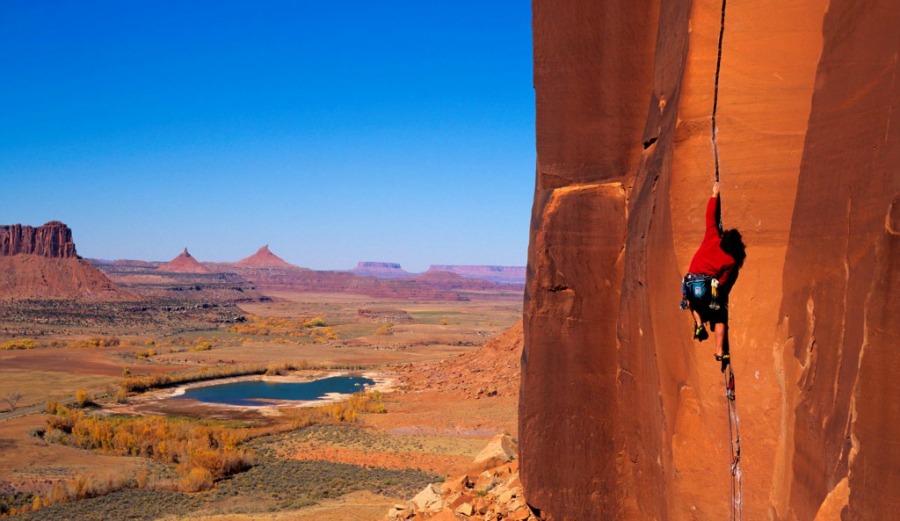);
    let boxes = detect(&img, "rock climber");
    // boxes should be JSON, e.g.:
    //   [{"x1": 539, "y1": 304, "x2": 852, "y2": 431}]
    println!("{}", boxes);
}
[{"x1": 681, "y1": 182, "x2": 746, "y2": 362}]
